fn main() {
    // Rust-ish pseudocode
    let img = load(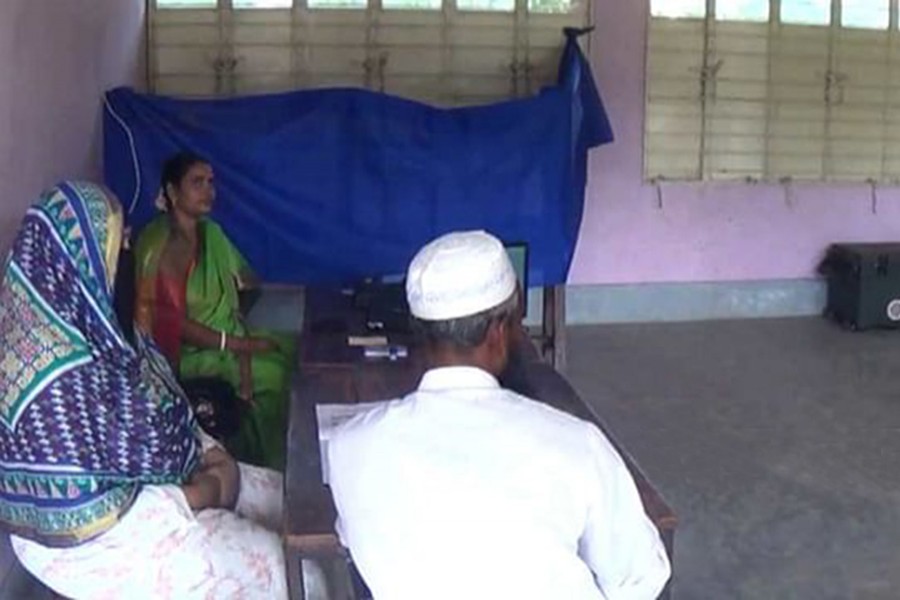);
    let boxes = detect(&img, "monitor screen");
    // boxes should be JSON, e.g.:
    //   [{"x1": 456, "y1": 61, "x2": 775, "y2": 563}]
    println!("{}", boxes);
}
[
  {"x1": 372, "y1": 242, "x2": 529, "y2": 319},
  {"x1": 504, "y1": 242, "x2": 528, "y2": 315}
]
